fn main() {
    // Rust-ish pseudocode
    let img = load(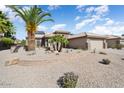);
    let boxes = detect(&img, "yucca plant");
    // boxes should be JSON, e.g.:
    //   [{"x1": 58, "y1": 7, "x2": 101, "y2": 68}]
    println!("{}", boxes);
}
[{"x1": 7, "y1": 5, "x2": 54, "y2": 51}]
